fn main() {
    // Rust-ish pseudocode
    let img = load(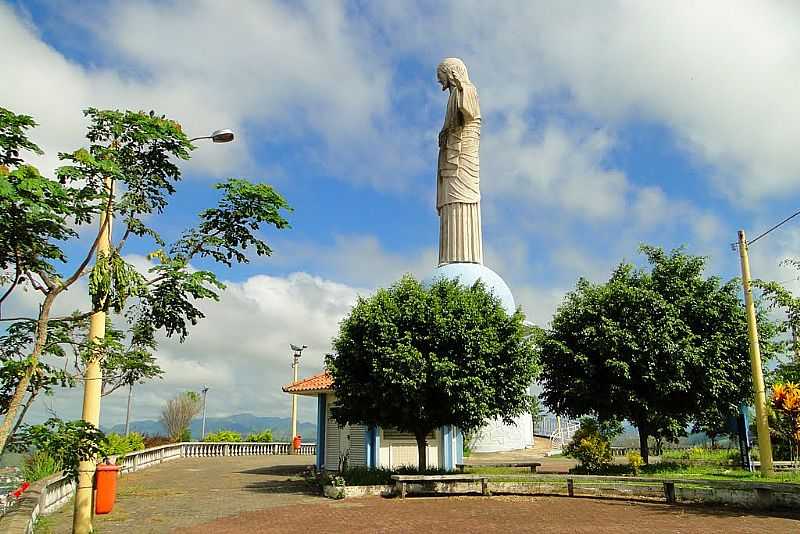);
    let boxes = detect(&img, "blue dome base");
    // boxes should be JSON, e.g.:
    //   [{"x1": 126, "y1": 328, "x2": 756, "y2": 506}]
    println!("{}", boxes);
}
[{"x1": 423, "y1": 263, "x2": 516, "y2": 315}]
